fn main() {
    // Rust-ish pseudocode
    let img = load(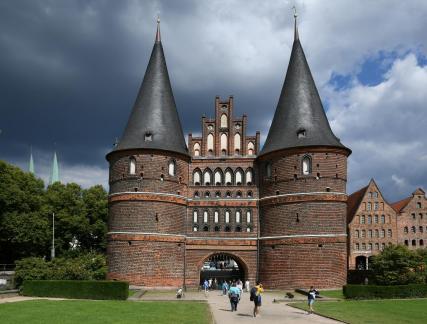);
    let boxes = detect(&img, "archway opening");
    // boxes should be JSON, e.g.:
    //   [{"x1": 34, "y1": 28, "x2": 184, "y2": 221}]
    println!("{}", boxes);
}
[
  {"x1": 356, "y1": 255, "x2": 367, "y2": 270},
  {"x1": 199, "y1": 253, "x2": 246, "y2": 289}
]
